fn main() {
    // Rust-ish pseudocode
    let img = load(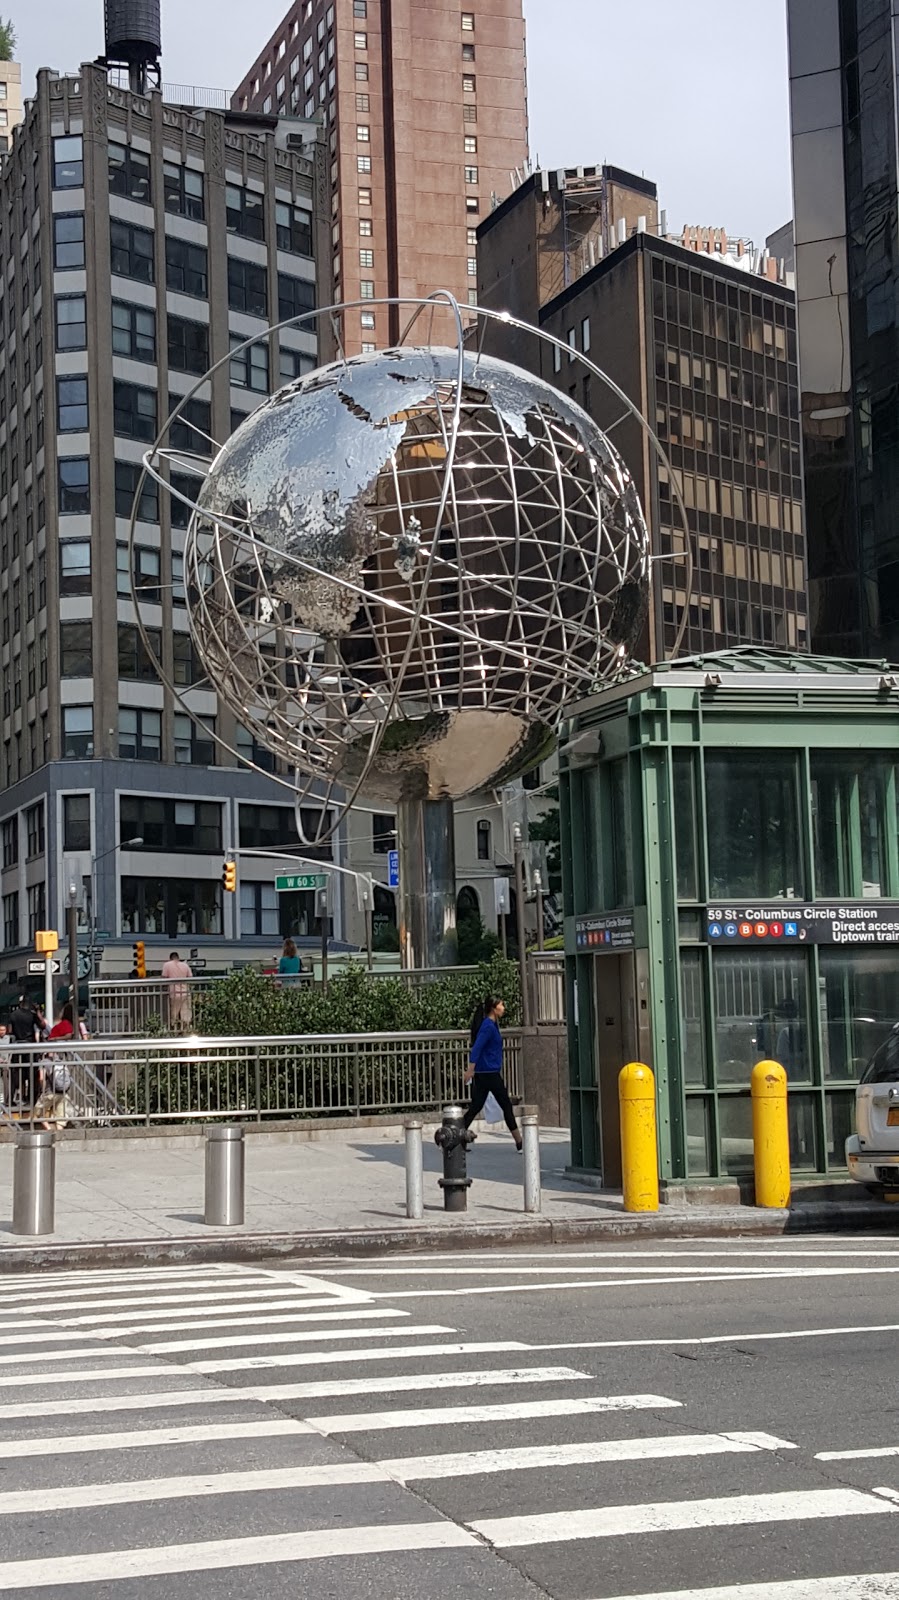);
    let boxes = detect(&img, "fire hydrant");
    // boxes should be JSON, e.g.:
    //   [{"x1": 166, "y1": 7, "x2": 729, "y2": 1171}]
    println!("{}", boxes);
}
[{"x1": 434, "y1": 1104, "x2": 474, "y2": 1212}]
